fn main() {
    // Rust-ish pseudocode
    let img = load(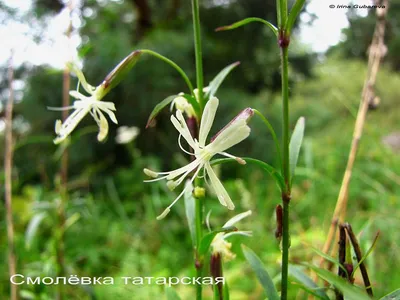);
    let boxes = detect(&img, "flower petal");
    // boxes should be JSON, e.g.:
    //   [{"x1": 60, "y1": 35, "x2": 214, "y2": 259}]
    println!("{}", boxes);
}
[
  {"x1": 92, "y1": 107, "x2": 109, "y2": 142},
  {"x1": 170, "y1": 111, "x2": 197, "y2": 149},
  {"x1": 53, "y1": 106, "x2": 91, "y2": 144},
  {"x1": 223, "y1": 210, "x2": 252, "y2": 228},
  {"x1": 208, "y1": 119, "x2": 250, "y2": 154},
  {"x1": 199, "y1": 97, "x2": 219, "y2": 147},
  {"x1": 205, "y1": 162, "x2": 234, "y2": 210}
]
